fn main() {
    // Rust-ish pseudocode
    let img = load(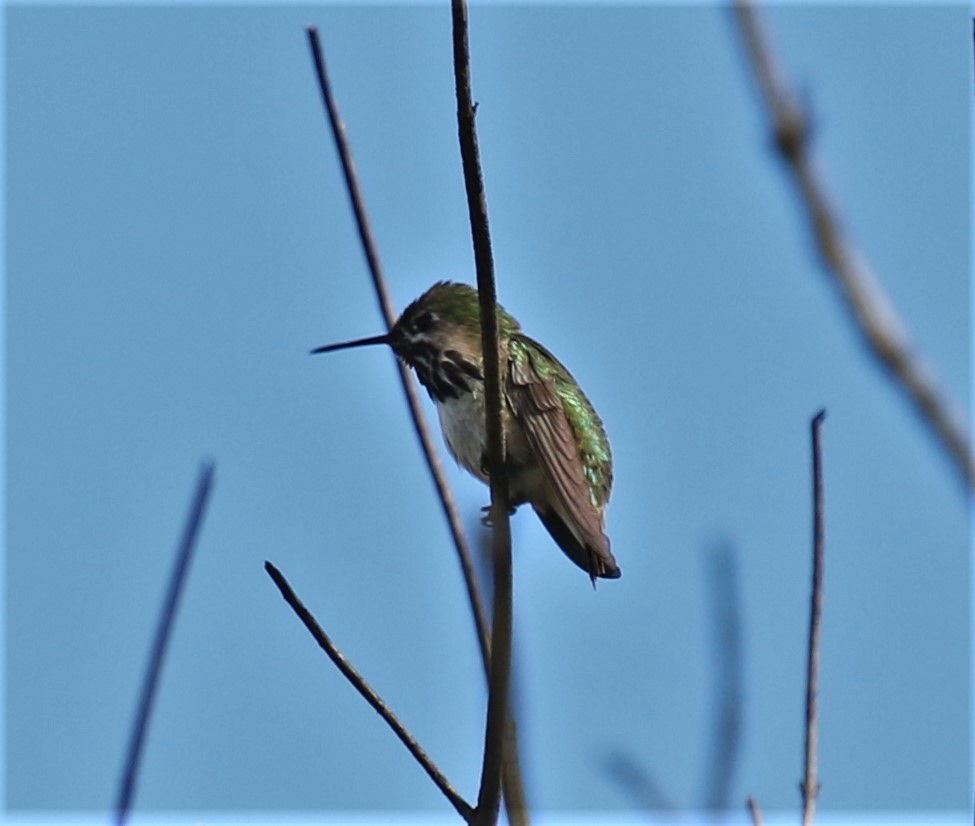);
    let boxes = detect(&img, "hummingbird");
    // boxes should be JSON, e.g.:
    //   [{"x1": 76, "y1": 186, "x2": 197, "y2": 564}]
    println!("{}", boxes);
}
[{"x1": 312, "y1": 281, "x2": 620, "y2": 584}]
